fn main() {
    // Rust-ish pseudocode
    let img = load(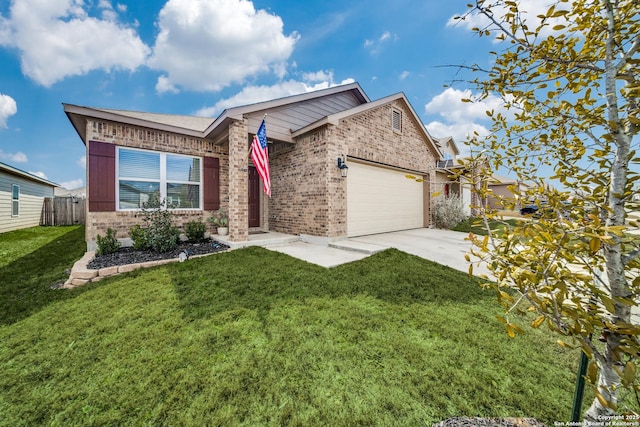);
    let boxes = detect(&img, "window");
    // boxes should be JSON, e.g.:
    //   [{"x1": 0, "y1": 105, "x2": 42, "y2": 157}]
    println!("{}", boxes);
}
[
  {"x1": 11, "y1": 184, "x2": 19, "y2": 216},
  {"x1": 117, "y1": 147, "x2": 201, "y2": 210},
  {"x1": 392, "y1": 109, "x2": 402, "y2": 133}
]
